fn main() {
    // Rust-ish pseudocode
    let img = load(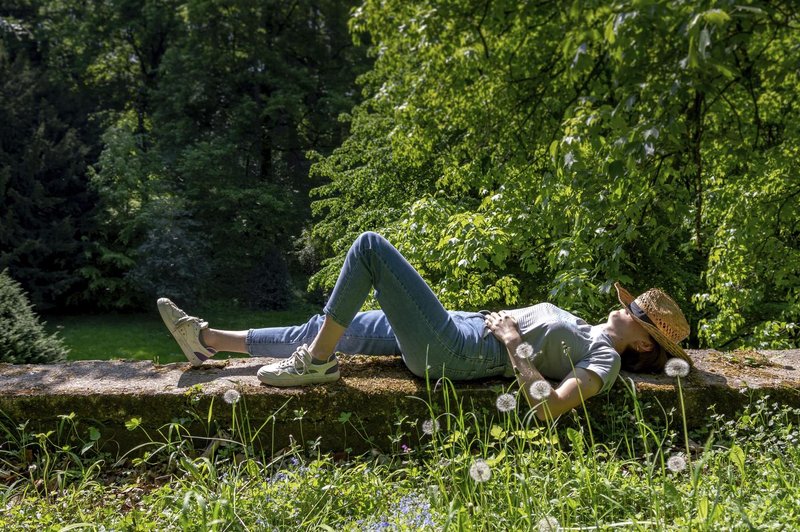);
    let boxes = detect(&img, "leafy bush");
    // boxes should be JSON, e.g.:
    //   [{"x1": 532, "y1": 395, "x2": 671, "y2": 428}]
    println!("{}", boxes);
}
[{"x1": 0, "y1": 269, "x2": 68, "y2": 363}]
